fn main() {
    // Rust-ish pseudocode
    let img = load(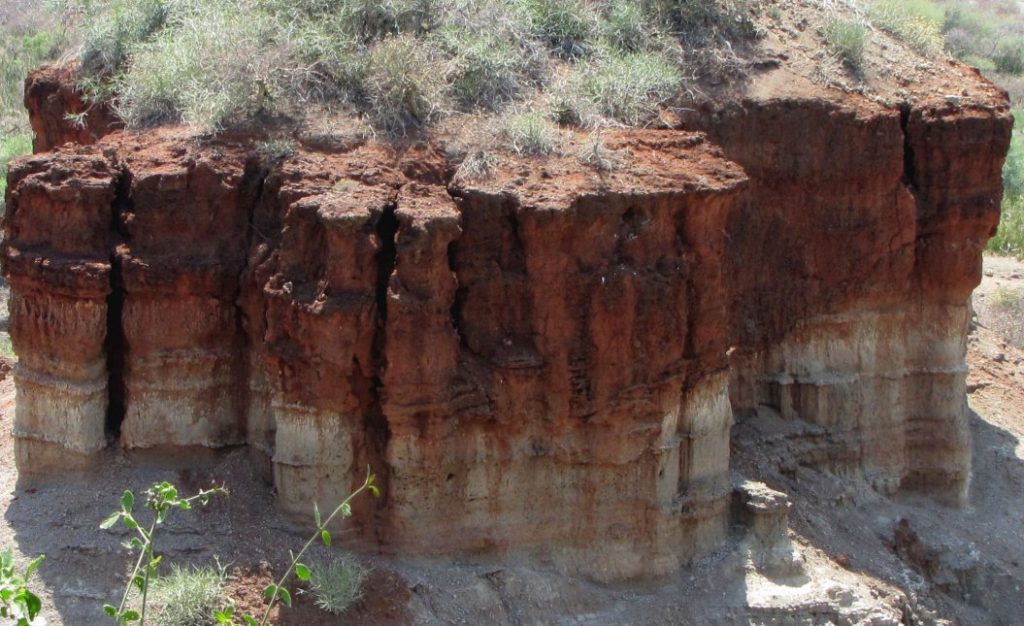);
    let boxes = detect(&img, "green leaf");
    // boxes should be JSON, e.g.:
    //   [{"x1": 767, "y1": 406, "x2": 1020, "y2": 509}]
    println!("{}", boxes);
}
[
  {"x1": 321, "y1": 530, "x2": 331, "y2": 546},
  {"x1": 295, "y1": 563, "x2": 310, "y2": 581},
  {"x1": 313, "y1": 502, "x2": 321, "y2": 528},
  {"x1": 25, "y1": 555, "x2": 44, "y2": 580},
  {"x1": 263, "y1": 584, "x2": 279, "y2": 601},
  {"x1": 22, "y1": 591, "x2": 41, "y2": 619},
  {"x1": 369, "y1": 485, "x2": 381, "y2": 497},
  {"x1": 121, "y1": 490, "x2": 135, "y2": 513},
  {"x1": 132, "y1": 575, "x2": 145, "y2": 592},
  {"x1": 123, "y1": 609, "x2": 141, "y2": 621},
  {"x1": 122, "y1": 515, "x2": 139, "y2": 531},
  {"x1": 99, "y1": 512, "x2": 121, "y2": 529},
  {"x1": 243, "y1": 615, "x2": 259, "y2": 626},
  {"x1": 103, "y1": 604, "x2": 118, "y2": 616},
  {"x1": 340, "y1": 502, "x2": 352, "y2": 518},
  {"x1": 278, "y1": 587, "x2": 292, "y2": 607}
]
